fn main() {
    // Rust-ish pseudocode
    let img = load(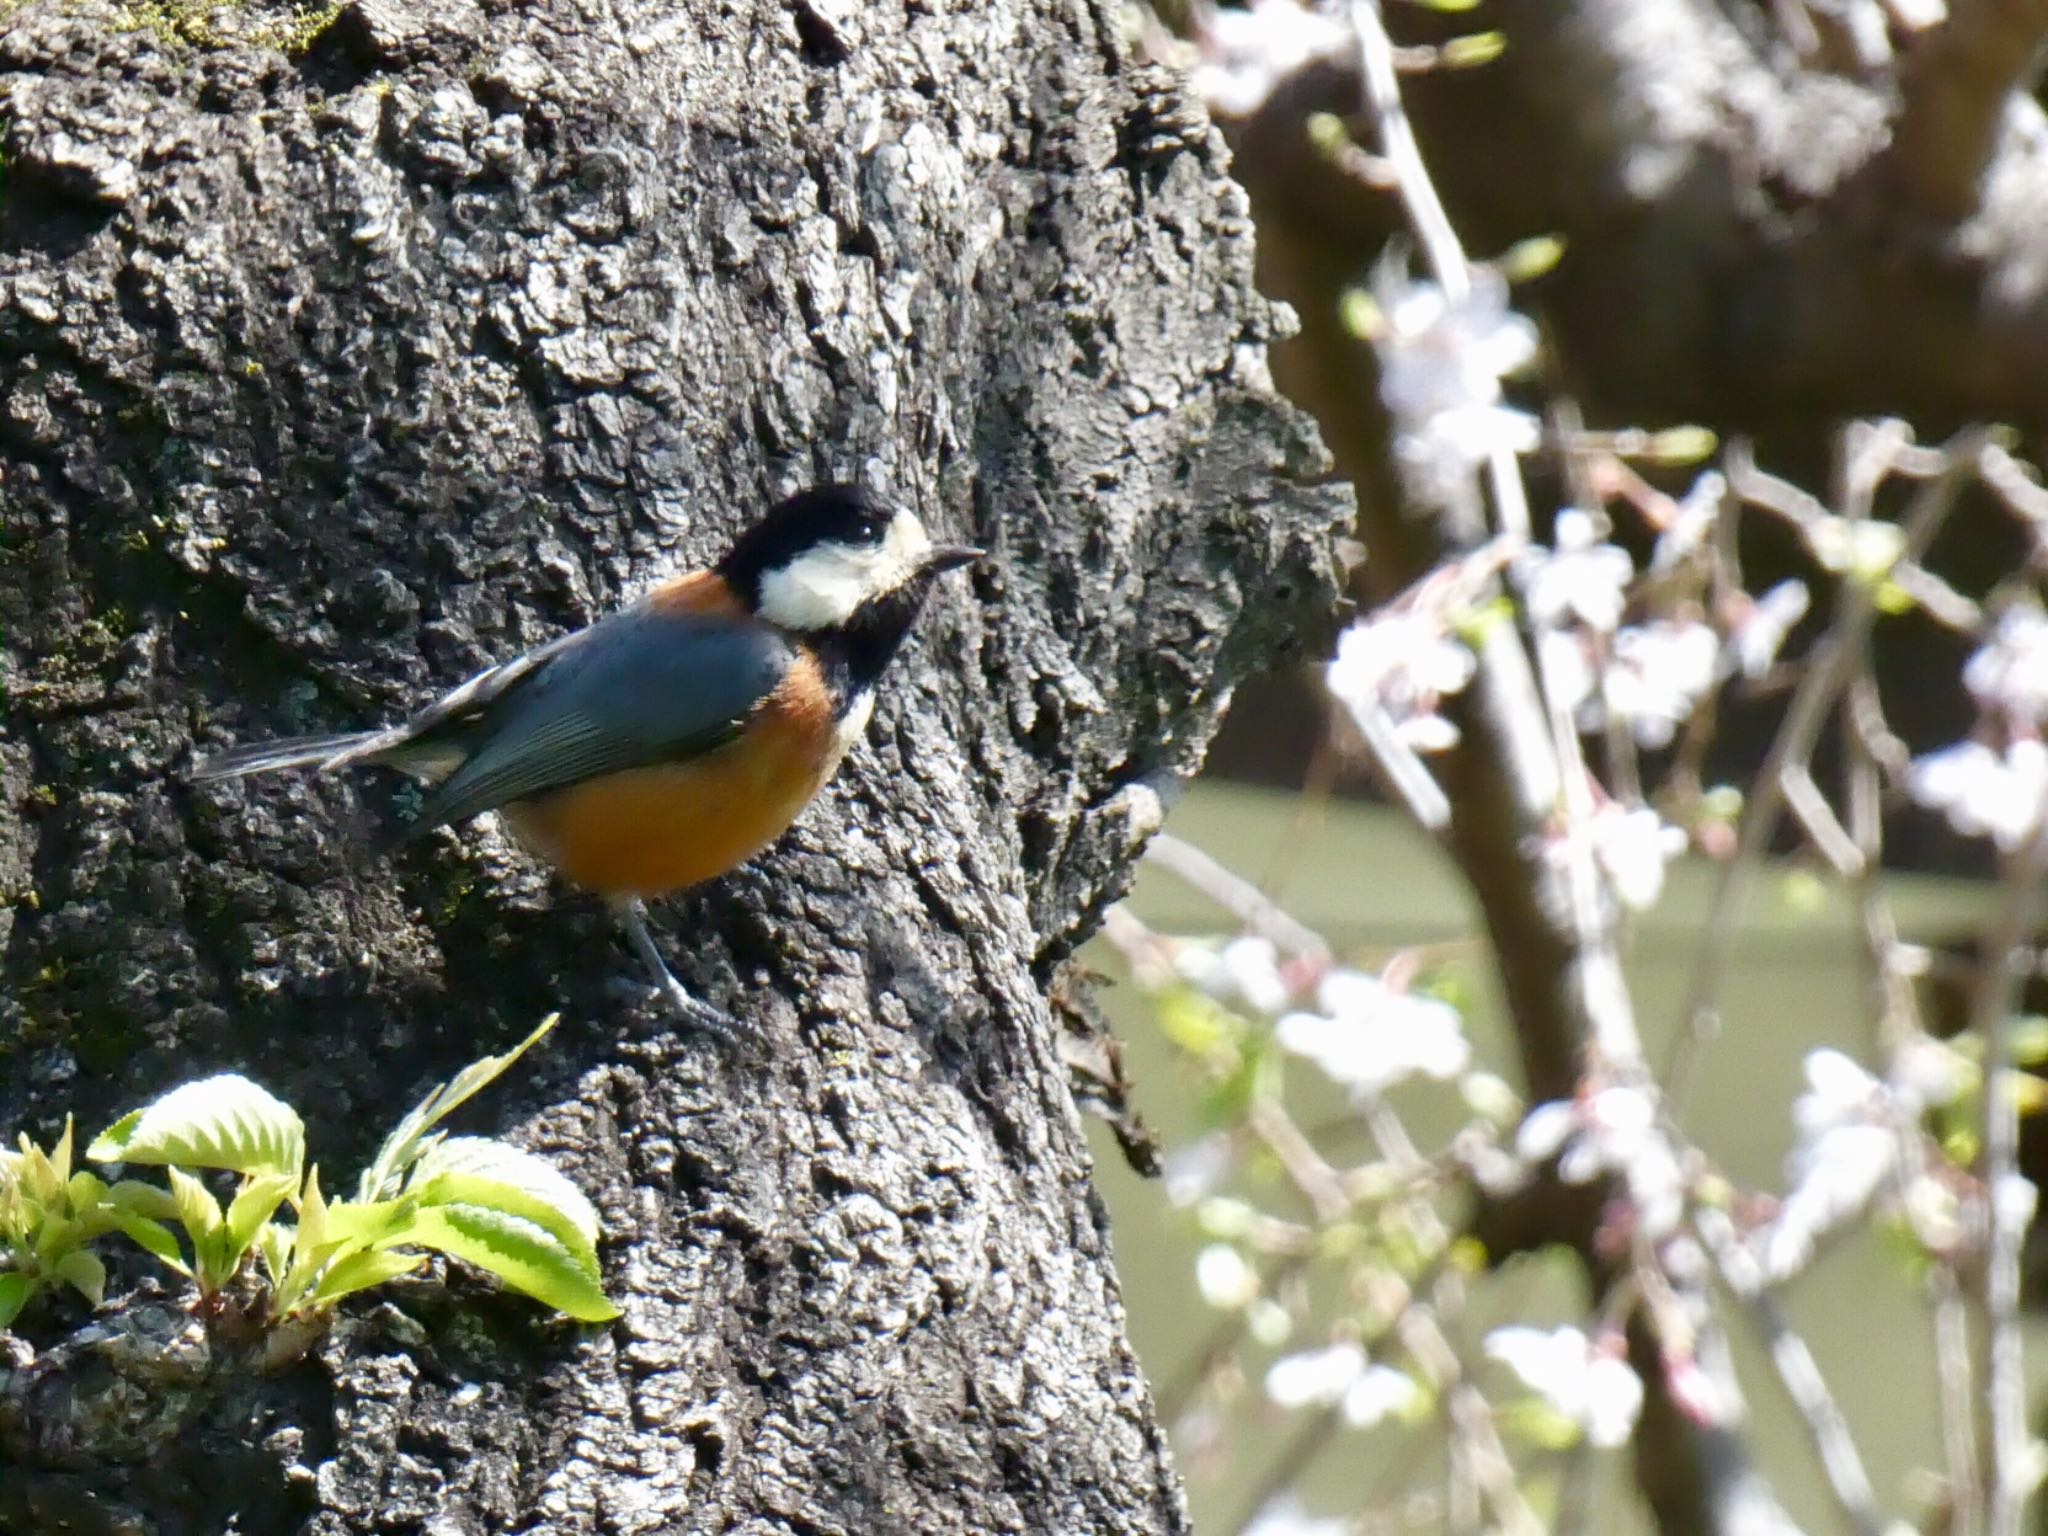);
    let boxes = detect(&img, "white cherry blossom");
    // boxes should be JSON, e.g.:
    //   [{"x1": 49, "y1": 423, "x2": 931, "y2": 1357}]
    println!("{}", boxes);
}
[
  {"x1": 1275, "y1": 969, "x2": 1470, "y2": 1096},
  {"x1": 1375, "y1": 267, "x2": 1541, "y2": 501},
  {"x1": 1326, "y1": 611, "x2": 1476, "y2": 753},
  {"x1": 1521, "y1": 509, "x2": 1633, "y2": 634},
  {"x1": 1586, "y1": 804, "x2": 1689, "y2": 911},
  {"x1": 1187, "y1": 0, "x2": 1353, "y2": 119},
  {"x1": 1965, "y1": 605, "x2": 2048, "y2": 725},
  {"x1": 1909, "y1": 738, "x2": 2048, "y2": 850},
  {"x1": 1485, "y1": 1324, "x2": 1643, "y2": 1448},
  {"x1": 1242, "y1": 1497, "x2": 1350, "y2": 1536}
]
